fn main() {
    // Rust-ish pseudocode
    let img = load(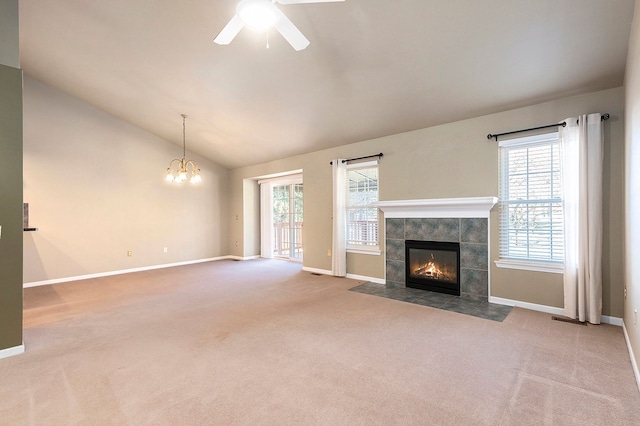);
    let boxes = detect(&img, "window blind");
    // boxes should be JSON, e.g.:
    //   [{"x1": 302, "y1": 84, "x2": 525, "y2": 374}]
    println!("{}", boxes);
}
[
  {"x1": 346, "y1": 164, "x2": 379, "y2": 248},
  {"x1": 498, "y1": 133, "x2": 563, "y2": 264}
]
